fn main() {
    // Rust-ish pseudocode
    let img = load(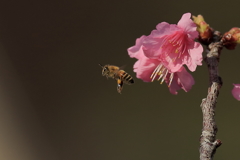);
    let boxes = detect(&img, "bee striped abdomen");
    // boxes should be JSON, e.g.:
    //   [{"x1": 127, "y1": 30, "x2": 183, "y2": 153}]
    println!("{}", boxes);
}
[{"x1": 120, "y1": 70, "x2": 134, "y2": 84}]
